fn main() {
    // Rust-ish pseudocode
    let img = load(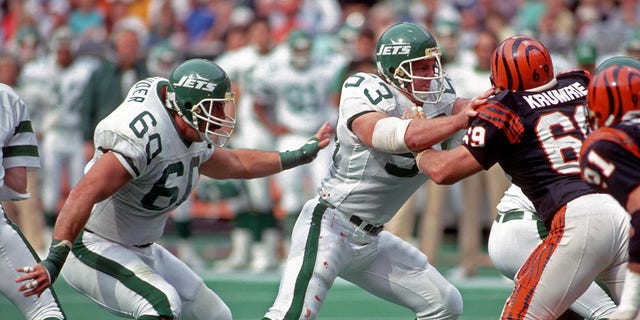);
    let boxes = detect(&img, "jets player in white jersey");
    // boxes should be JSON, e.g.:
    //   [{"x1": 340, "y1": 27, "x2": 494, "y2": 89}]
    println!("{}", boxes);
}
[
  {"x1": 18, "y1": 26, "x2": 99, "y2": 234},
  {"x1": 214, "y1": 18, "x2": 283, "y2": 272},
  {"x1": 262, "y1": 22, "x2": 487, "y2": 320},
  {"x1": 251, "y1": 28, "x2": 347, "y2": 249},
  {"x1": 1, "y1": 83, "x2": 65, "y2": 320},
  {"x1": 16, "y1": 59, "x2": 333, "y2": 320}
]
